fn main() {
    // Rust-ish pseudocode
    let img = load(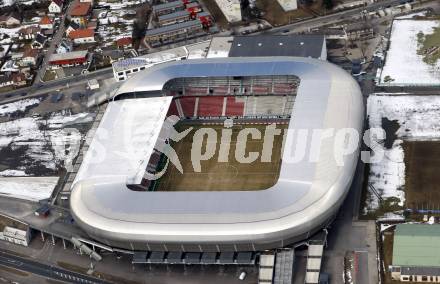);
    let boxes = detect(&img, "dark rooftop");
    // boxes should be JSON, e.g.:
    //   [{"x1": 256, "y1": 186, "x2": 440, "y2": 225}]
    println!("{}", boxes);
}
[{"x1": 228, "y1": 35, "x2": 326, "y2": 59}]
